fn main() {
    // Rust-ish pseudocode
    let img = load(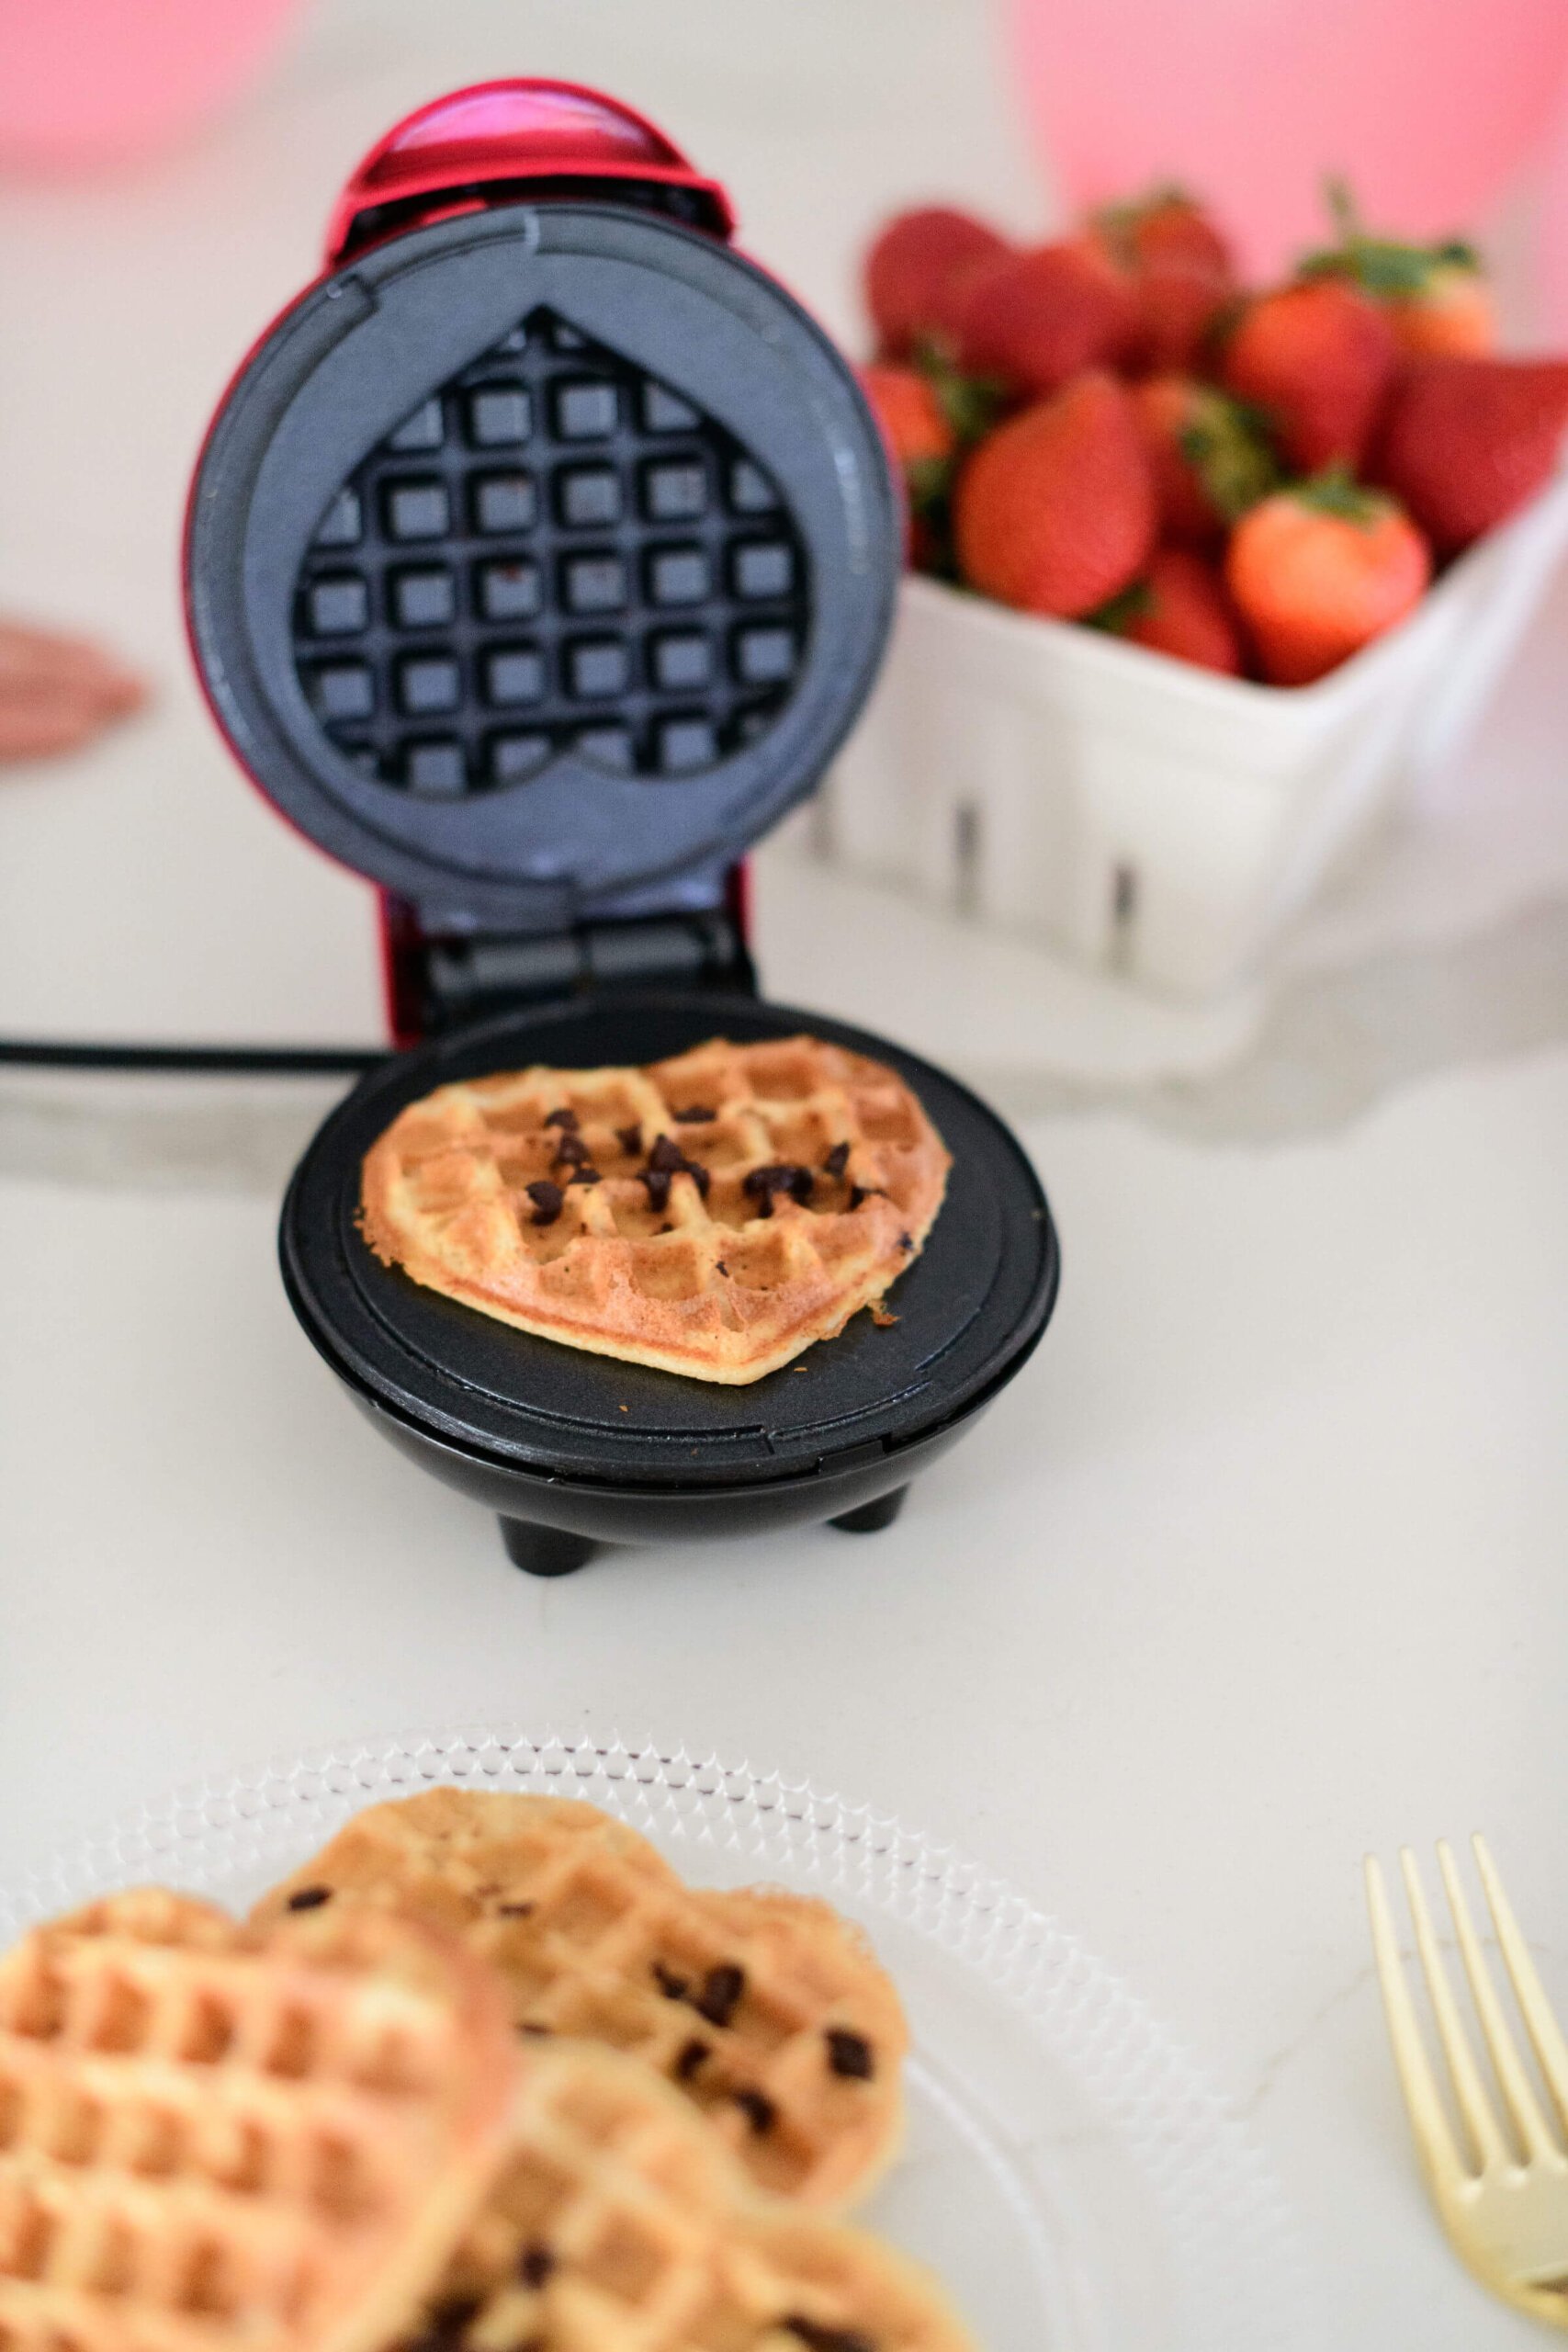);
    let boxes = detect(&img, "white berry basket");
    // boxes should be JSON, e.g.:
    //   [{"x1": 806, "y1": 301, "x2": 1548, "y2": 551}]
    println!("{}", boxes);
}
[{"x1": 813, "y1": 469, "x2": 1568, "y2": 997}]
